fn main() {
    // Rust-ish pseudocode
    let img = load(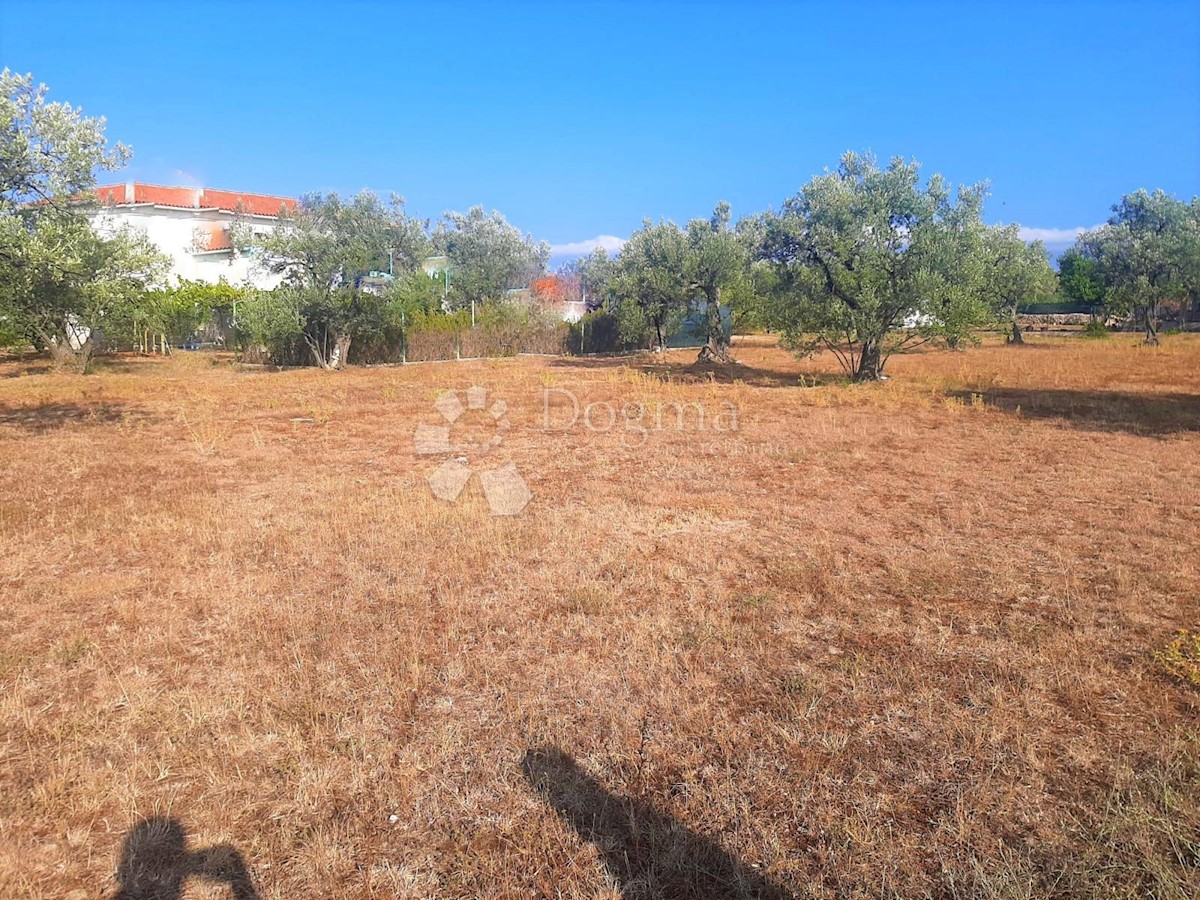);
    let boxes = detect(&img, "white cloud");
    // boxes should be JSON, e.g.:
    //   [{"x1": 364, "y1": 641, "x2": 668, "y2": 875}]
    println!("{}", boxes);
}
[
  {"x1": 1016, "y1": 225, "x2": 1099, "y2": 244},
  {"x1": 549, "y1": 234, "x2": 626, "y2": 256}
]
